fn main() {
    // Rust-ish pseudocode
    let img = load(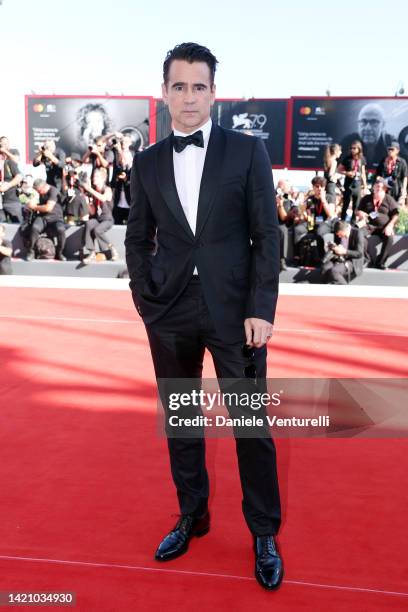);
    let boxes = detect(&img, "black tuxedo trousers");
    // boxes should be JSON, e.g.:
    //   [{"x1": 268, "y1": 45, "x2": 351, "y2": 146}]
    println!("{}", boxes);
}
[{"x1": 145, "y1": 277, "x2": 281, "y2": 536}]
